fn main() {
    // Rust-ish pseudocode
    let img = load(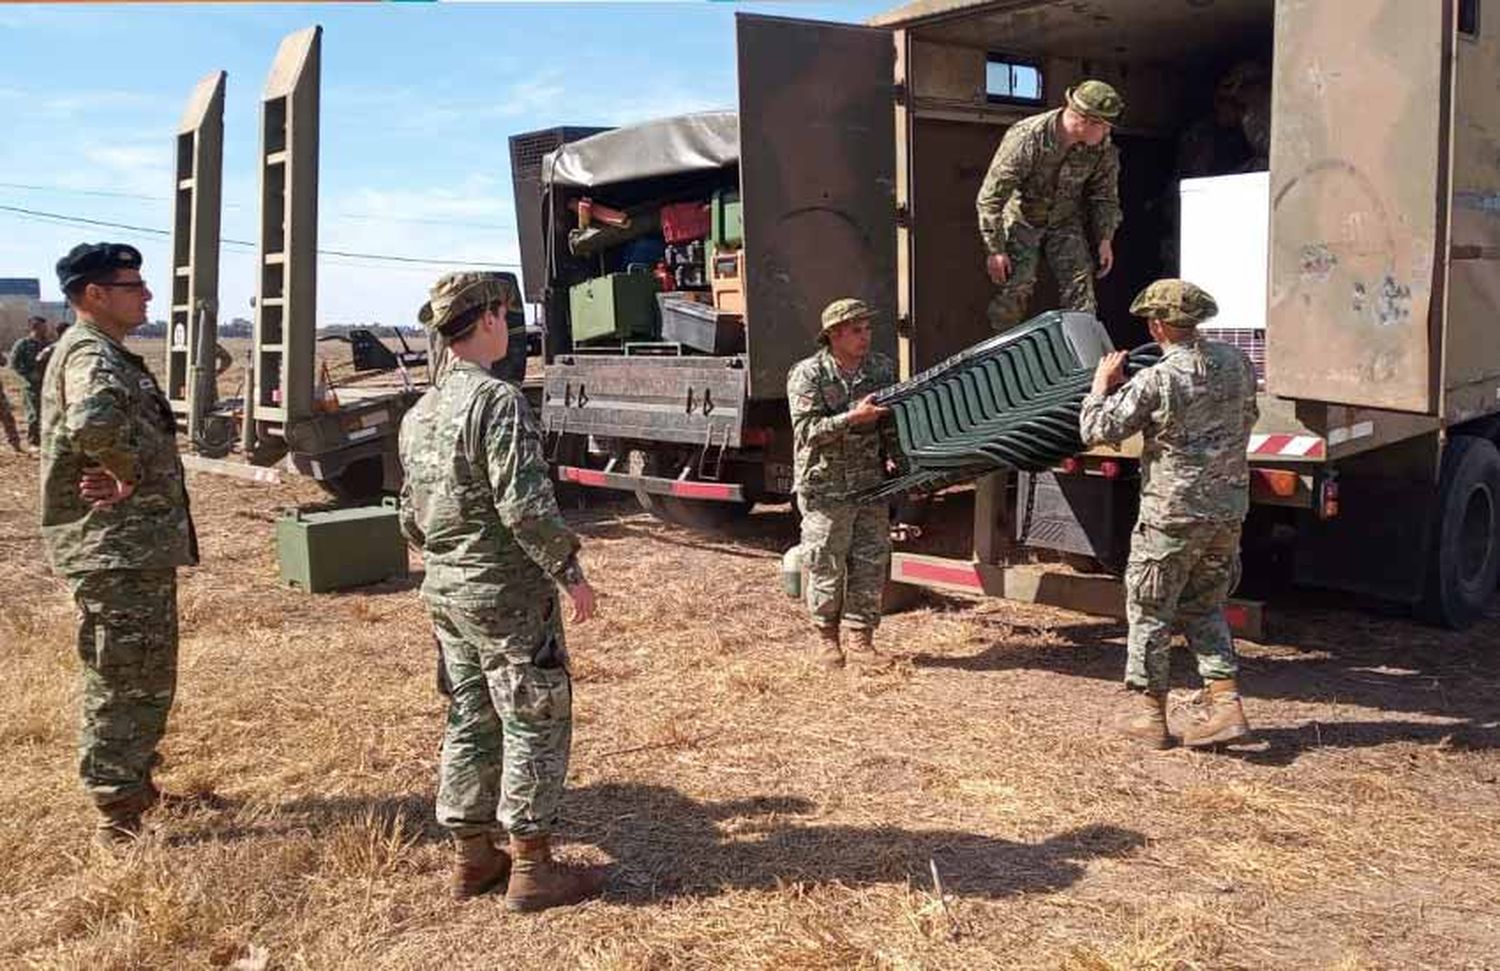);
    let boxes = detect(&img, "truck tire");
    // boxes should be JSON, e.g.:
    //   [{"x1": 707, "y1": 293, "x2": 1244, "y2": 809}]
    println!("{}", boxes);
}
[
  {"x1": 625, "y1": 448, "x2": 753, "y2": 530},
  {"x1": 319, "y1": 455, "x2": 387, "y2": 502},
  {"x1": 1417, "y1": 435, "x2": 1500, "y2": 629},
  {"x1": 641, "y1": 493, "x2": 755, "y2": 530}
]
